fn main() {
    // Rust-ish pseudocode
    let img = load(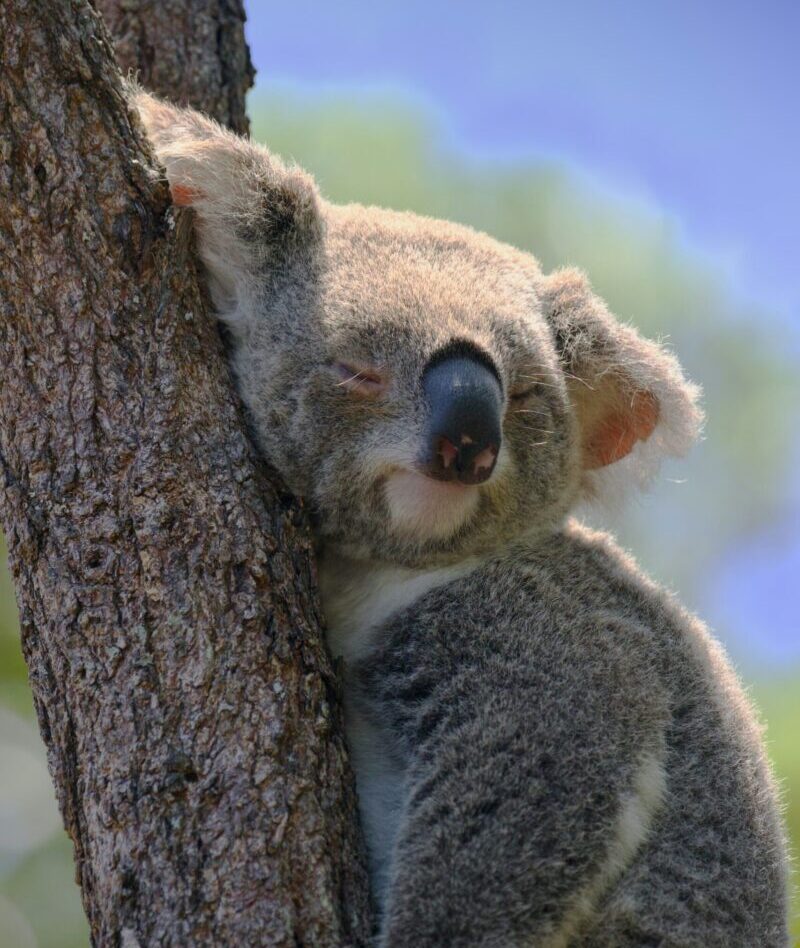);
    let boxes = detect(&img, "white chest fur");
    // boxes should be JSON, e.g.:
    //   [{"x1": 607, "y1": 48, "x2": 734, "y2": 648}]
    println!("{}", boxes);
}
[
  {"x1": 318, "y1": 551, "x2": 479, "y2": 904},
  {"x1": 319, "y1": 552, "x2": 478, "y2": 664}
]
